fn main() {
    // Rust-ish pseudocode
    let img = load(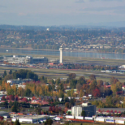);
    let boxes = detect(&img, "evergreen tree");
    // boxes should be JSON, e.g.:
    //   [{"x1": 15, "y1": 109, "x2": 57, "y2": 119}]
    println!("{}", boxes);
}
[
  {"x1": 44, "y1": 119, "x2": 53, "y2": 125},
  {"x1": 3, "y1": 70, "x2": 7, "y2": 78},
  {"x1": 9, "y1": 70, "x2": 12, "y2": 74},
  {"x1": 12, "y1": 101, "x2": 19, "y2": 113},
  {"x1": 14, "y1": 119, "x2": 20, "y2": 125},
  {"x1": 81, "y1": 110, "x2": 86, "y2": 119}
]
